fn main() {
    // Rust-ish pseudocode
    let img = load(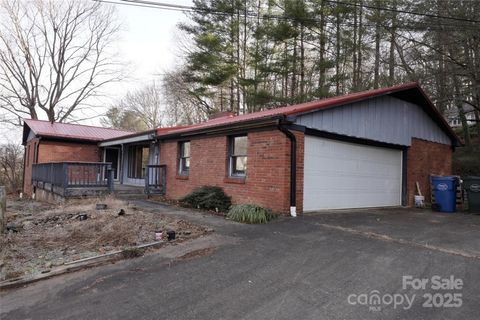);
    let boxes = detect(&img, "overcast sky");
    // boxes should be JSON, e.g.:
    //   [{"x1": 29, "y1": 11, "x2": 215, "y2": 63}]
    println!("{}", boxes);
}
[
  {"x1": 0, "y1": 0, "x2": 193, "y2": 144},
  {"x1": 114, "y1": 0, "x2": 193, "y2": 94}
]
